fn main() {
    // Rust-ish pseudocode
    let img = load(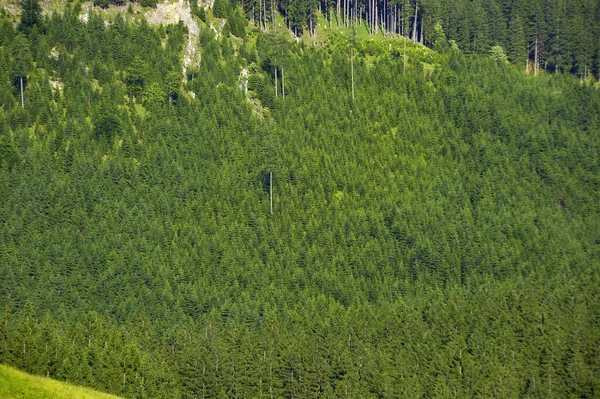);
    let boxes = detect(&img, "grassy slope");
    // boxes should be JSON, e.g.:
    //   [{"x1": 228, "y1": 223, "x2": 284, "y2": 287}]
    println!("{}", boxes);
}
[{"x1": 0, "y1": 365, "x2": 122, "y2": 399}]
